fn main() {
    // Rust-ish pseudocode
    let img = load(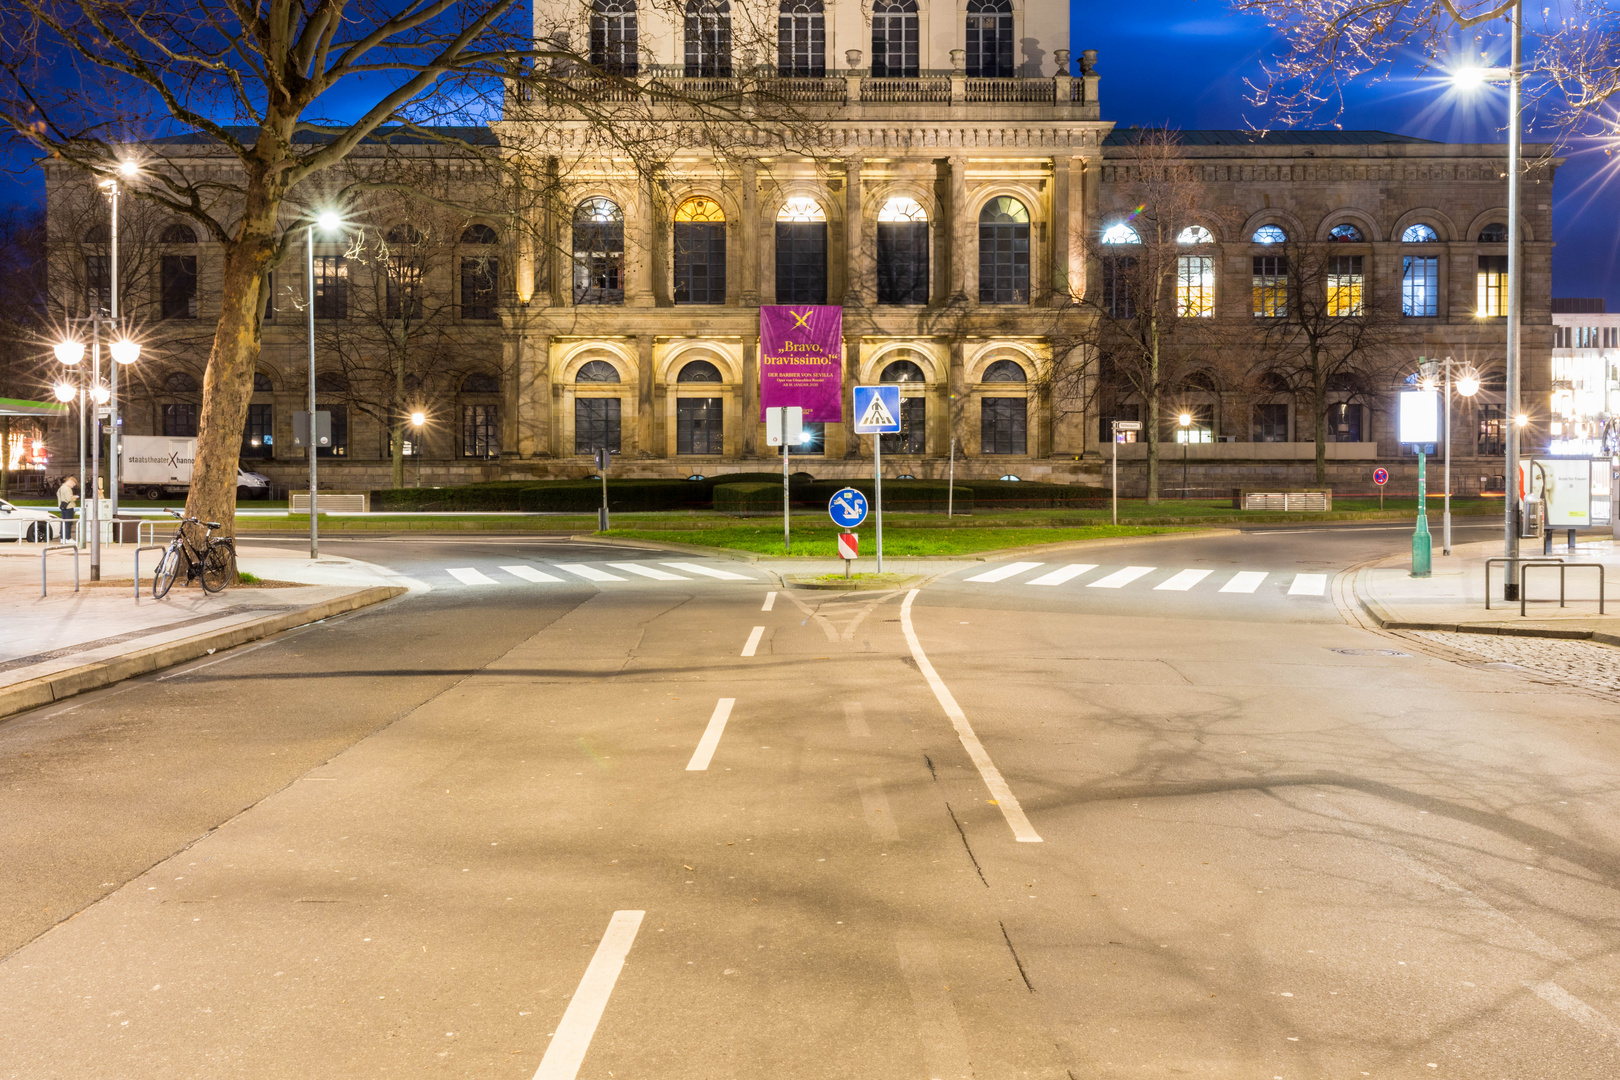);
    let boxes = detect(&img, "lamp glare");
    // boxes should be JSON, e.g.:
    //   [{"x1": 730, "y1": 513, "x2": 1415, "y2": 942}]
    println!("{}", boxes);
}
[
  {"x1": 53, "y1": 382, "x2": 76, "y2": 403},
  {"x1": 54, "y1": 340, "x2": 86, "y2": 365}
]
